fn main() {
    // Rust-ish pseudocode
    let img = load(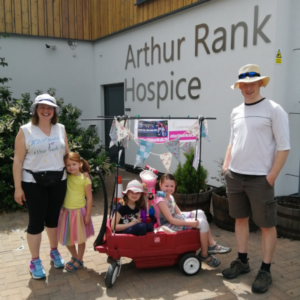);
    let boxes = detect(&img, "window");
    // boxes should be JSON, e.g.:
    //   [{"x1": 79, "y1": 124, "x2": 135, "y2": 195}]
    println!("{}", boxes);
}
[{"x1": 135, "y1": 0, "x2": 148, "y2": 5}]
